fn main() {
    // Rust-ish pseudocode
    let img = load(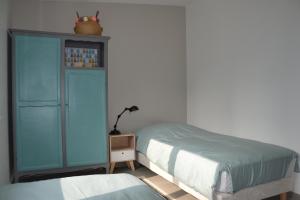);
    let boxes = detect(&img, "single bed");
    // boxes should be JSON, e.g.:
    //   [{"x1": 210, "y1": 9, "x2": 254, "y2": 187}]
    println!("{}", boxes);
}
[
  {"x1": 136, "y1": 123, "x2": 299, "y2": 200},
  {"x1": 0, "y1": 173, "x2": 165, "y2": 200}
]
